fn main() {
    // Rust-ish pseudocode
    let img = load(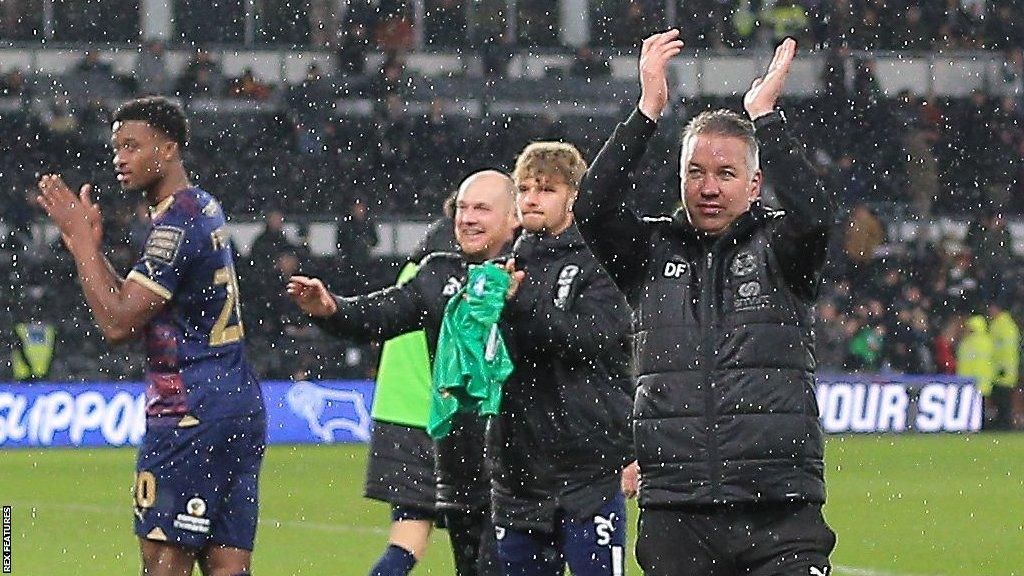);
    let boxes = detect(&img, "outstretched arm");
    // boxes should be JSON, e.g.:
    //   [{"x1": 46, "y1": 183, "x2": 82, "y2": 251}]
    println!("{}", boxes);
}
[{"x1": 287, "y1": 260, "x2": 432, "y2": 342}]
